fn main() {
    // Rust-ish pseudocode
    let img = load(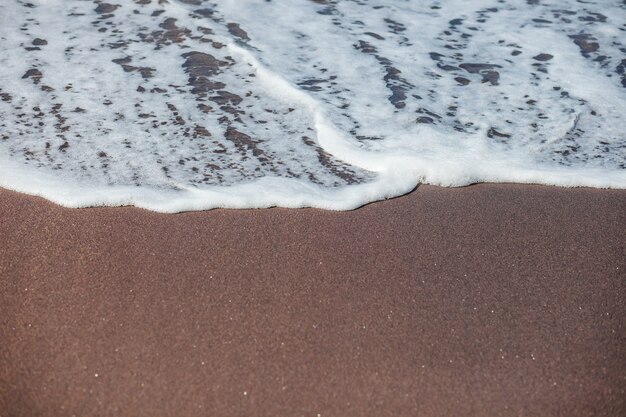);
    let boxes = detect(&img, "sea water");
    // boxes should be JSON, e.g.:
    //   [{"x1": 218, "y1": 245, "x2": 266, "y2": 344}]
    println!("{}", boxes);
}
[{"x1": 0, "y1": 0, "x2": 624, "y2": 211}]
